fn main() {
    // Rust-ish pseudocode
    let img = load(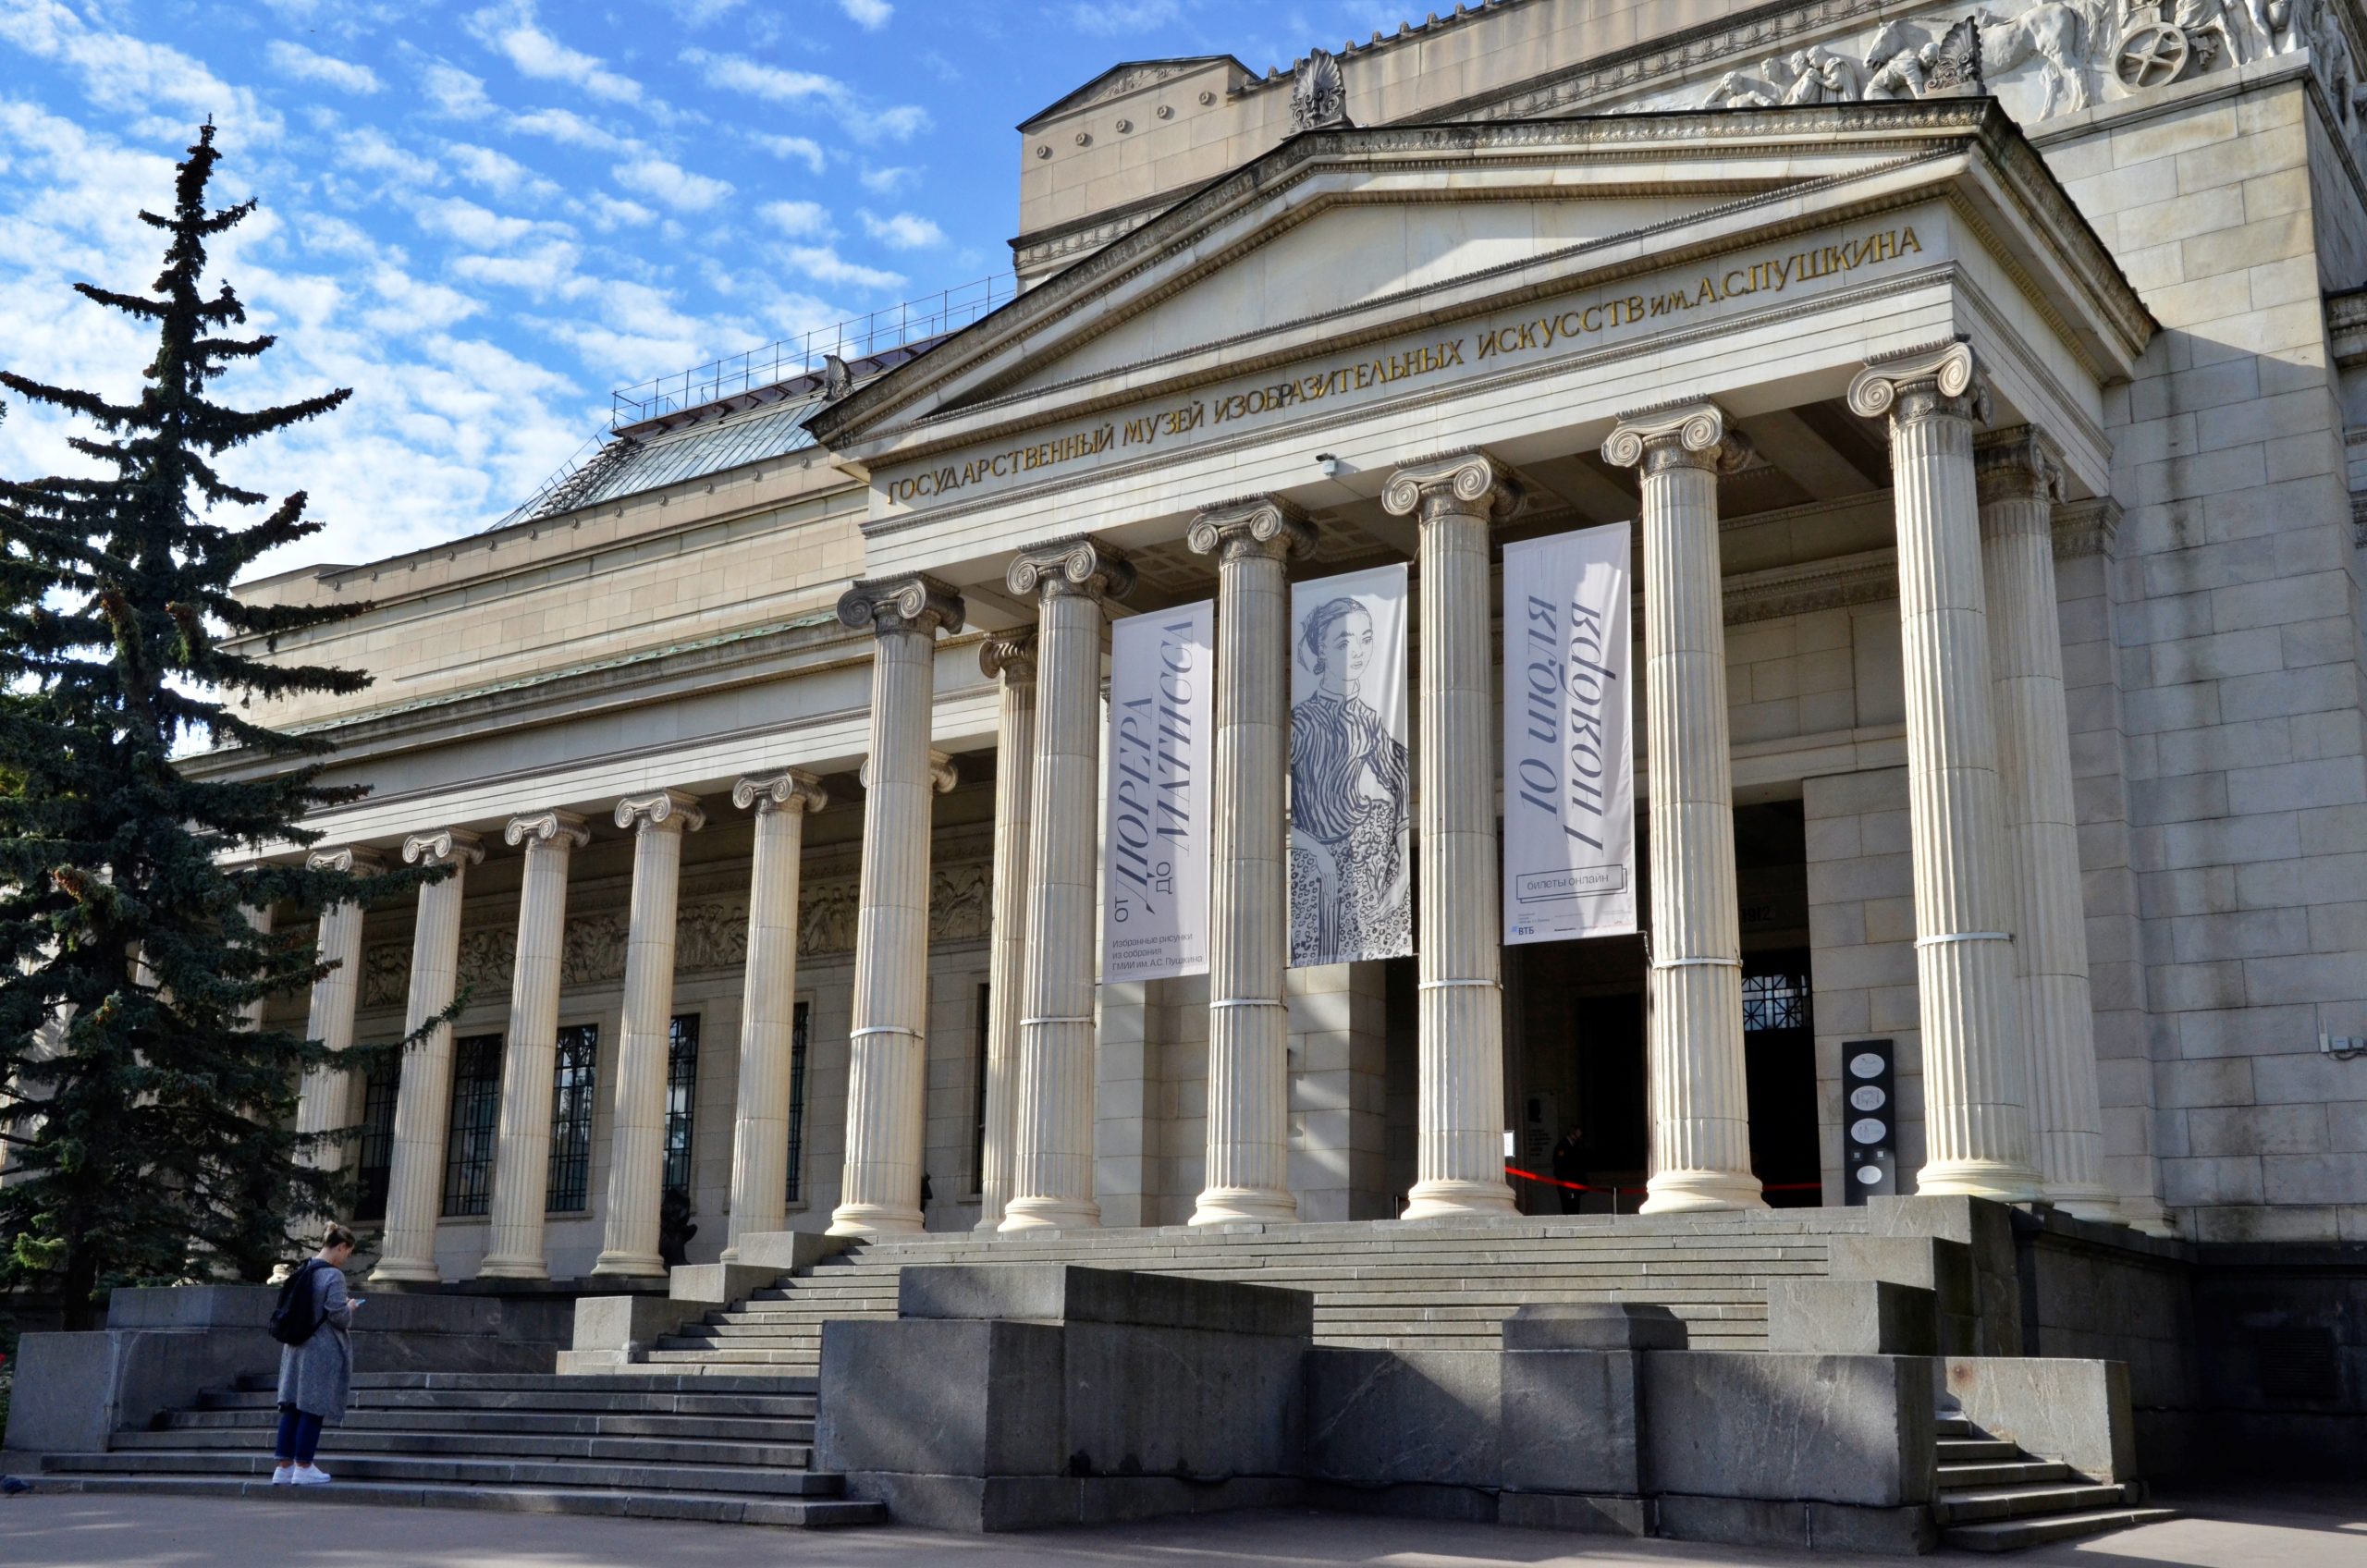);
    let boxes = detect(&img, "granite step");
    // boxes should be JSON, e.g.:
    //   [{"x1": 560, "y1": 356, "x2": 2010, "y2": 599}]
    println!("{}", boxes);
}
[
  {"x1": 43, "y1": 1448, "x2": 843, "y2": 1498},
  {"x1": 1941, "y1": 1505, "x2": 2179, "y2": 1551},
  {"x1": 197, "y1": 1387, "x2": 815, "y2": 1418},
  {"x1": 1936, "y1": 1459, "x2": 2073, "y2": 1488},
  {"x1": 1932, "y1": 1481, "x2": 2140, "y2": 1525},
  {"x1": 23, "y1": 1474, "x2": 884, "y2": 1527},
  {"x1": 110, "y1": 1427, "x2": 812, "y2": 1468},
  {"x1": 1935, "y1": 1437, "x2": 2022, "y2": 1464},
  {"x1": 161, "y1": 1407, "x2": 814, "y2": 1442}
]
